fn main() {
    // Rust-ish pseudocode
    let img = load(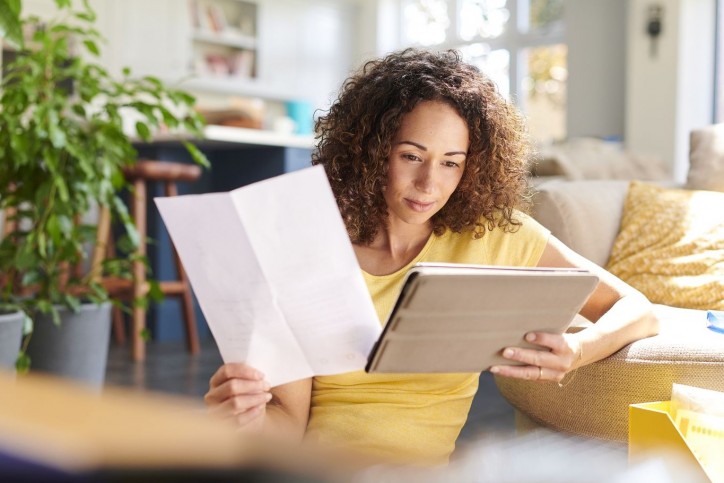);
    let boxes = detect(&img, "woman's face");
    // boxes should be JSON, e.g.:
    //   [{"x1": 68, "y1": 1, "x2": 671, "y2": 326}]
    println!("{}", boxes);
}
[{"x1": 384, "y1": 100, "x2": 469, "y2": 229}]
